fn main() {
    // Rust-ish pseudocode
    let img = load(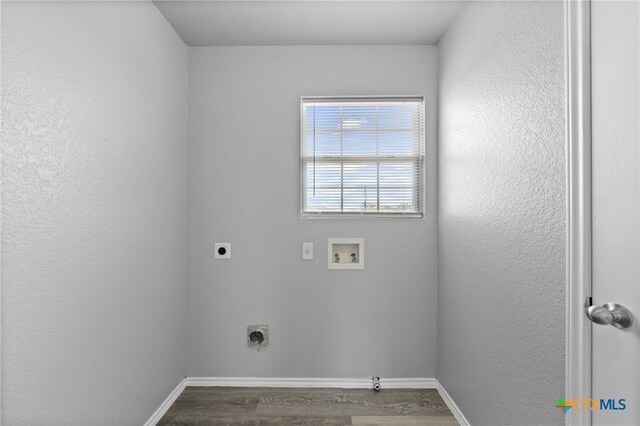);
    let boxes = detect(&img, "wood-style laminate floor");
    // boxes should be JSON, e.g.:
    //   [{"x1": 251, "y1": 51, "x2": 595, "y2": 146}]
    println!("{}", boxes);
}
[{"x1": 158, "y1": 387, "x2": 459, "y2": 425}]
